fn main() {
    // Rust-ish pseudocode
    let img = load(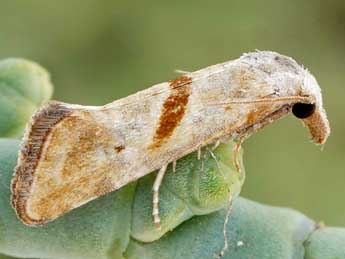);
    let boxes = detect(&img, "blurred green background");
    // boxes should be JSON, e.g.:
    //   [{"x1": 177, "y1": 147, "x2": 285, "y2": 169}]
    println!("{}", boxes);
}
[{"x1": 0, "y1": 0, "x2": 344, "y2": 226}]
